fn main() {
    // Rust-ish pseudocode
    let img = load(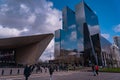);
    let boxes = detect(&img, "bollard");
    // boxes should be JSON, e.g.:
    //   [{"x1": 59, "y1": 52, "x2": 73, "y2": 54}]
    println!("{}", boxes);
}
[
  {"x1": 45, "y1": 68, "x2": 47, "y2": 73},
  {"x1": 17, "y1": 69, "x2": 20, "y2": 74},
  {"x1": 10, "y1": 69, "x2": 12, "y2": 75},
  {"x1": 1, "y1": 69, "x2": 4, "y2": 75}
]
